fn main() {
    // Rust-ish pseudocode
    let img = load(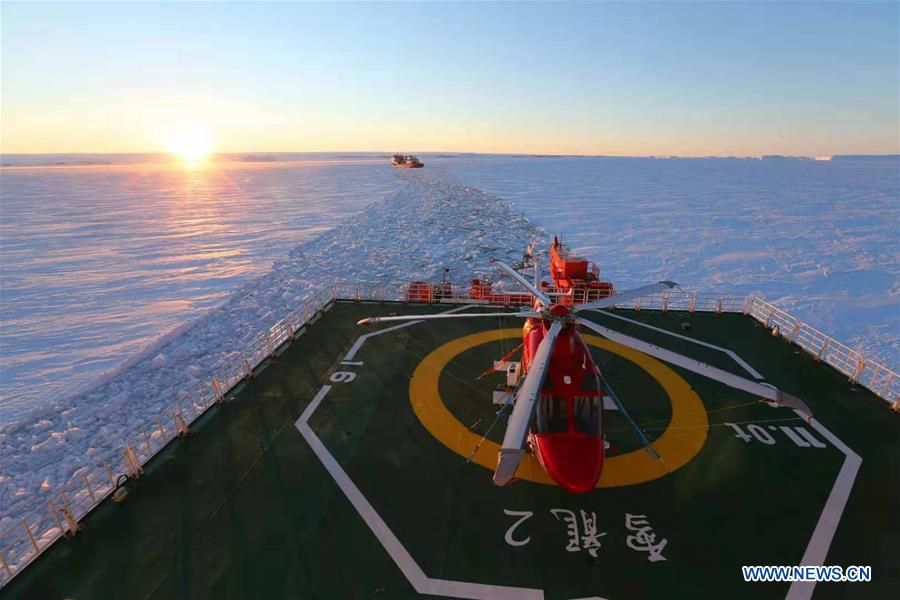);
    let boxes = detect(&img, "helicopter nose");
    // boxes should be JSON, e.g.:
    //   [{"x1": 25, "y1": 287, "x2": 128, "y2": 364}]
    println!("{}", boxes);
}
[{"x1": 534, "y1": 434, "x2": 605, "y2": 494}]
